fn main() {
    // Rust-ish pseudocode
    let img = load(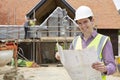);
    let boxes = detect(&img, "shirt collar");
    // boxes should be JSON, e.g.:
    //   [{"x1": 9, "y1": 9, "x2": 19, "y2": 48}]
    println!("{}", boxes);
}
[
  {"x1": 81, "y1": 30, "x2": 98, "y2": 39},
  {"x1": 92, "y1": 30, "x2": 98, "y2": 38}
]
